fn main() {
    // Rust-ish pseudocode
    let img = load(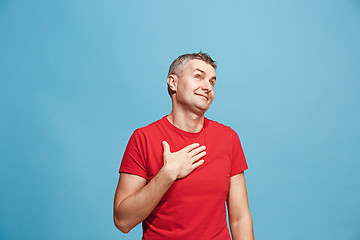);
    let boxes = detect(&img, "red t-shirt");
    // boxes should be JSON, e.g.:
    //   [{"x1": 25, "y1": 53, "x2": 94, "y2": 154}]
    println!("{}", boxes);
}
[{"x1": 120, "y1": 116, "x2": 248, "y2": 240}]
